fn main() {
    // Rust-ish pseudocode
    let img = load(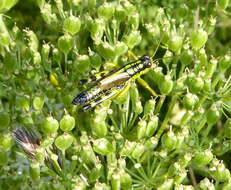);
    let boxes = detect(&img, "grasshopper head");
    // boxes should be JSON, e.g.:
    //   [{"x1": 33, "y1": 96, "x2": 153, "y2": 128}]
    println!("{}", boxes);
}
[{"x1": 140, "y1": 56, "x2": 152, "y2": 68}]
